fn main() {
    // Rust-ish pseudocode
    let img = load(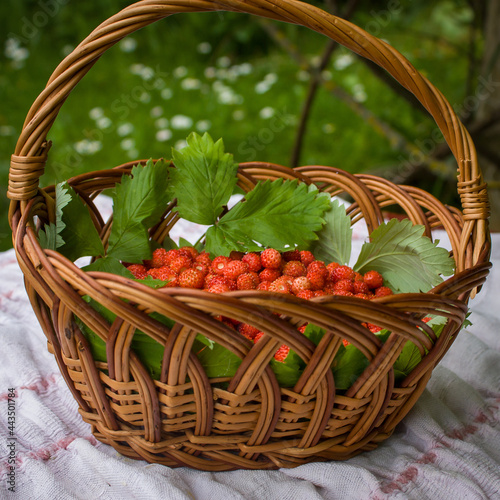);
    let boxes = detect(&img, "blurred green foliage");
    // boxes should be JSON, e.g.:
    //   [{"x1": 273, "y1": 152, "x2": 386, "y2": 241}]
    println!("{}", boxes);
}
[{"x1": 1, "y1": 0, "x2": 476, "y2": 250}]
